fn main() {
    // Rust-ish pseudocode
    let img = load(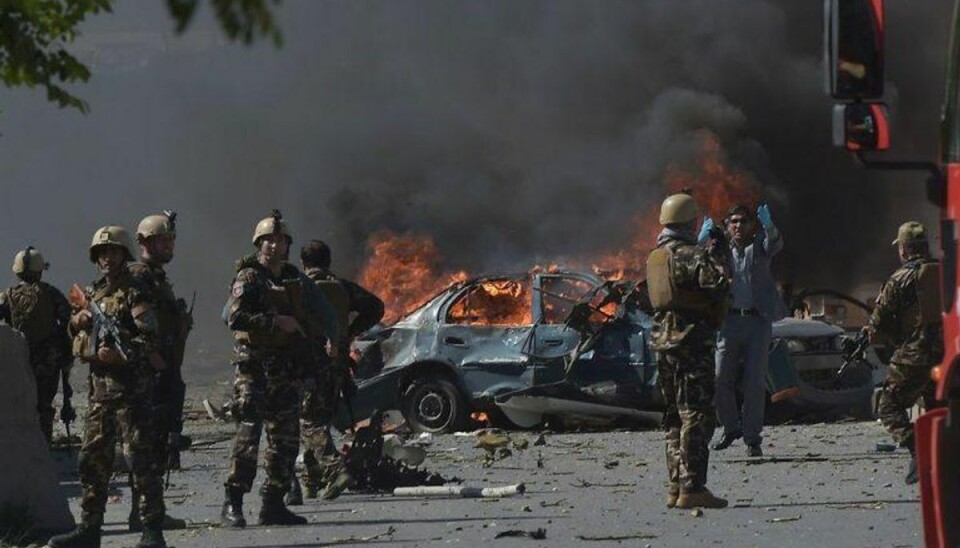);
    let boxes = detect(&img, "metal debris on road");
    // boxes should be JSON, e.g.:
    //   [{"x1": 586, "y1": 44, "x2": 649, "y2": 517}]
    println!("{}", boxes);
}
[
  {"x1": 577, "y1": 532, "x2": 659, "y2": 541},
  {"x1": 768, "y1": 515, "x2": 803, "y2": 523},
  {"x1": 393, "y1": 483, "x2": 526, "y2": 498},
  {"x1": 494, "y1": 528, "x2": 547, "y2": 540},
  {"x1": 327, "y1": 526, "x2": 397, "y2": 545}
]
